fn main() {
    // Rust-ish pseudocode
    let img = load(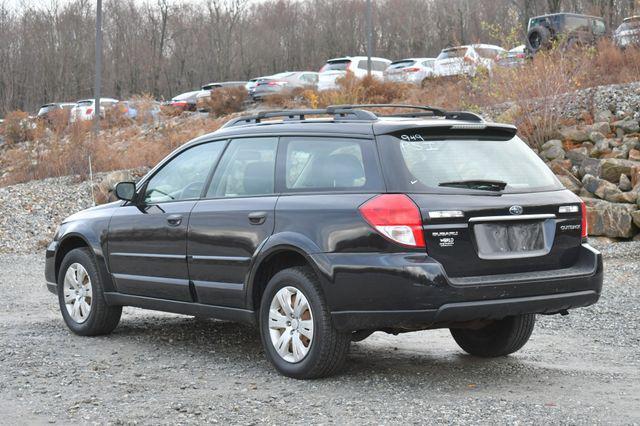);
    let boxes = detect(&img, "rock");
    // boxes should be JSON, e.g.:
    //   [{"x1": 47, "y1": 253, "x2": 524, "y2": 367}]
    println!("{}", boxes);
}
[
  {"x1": 566, "y1": 147, "x2": 589, "y2": 165},
  {"x1": 619, "y1": 174, "x2": 632, "y2": 191},
  {"x1": 590, "y1": 139, "x2": 611, "y2": 157},
  {"x1": 623, "y1": 136, "x2": 640, "y2": 150},
  {"x1": 558, "y1": 125, "x2": 590, "y2": 142},
  {"x1": 608, "y1": 138, "x2": 623, "y2": 148},
  {"x1": 589, "y1": 121, "x2": 611, "y2": 135},
  {"x1": 556, "y1": 174, "x2": 581, "y2": 194},
  {"x1": 547, "y1": 159, "x2": 573, "y2": 175},
  {"x1": 609, "y1": 146, "x2": 629, "y2": 159},
  {"x1": 579, "y1": 188, "x2": 596, "y2": 198},
  {"x1": 612, "y1": 118, "x2": 640, "y2": 134},
  {"x1": 581, "y1": 174, "x2": 635, "y2": 203},
  {"x1": 594, "y1": 110, "x2": 614, "y2": 123},
  {"x1": 588, "y1": 131, "x2": 605, "y2": 143},
  {"x1": 584, "y1": 199, "x2": 638, "y2": 238},
  {"x1": 628, "y1": 149, "x2": 640, "y2": 161},
  {"x1": 599, "y1": 158, "x2": 637, "y2": 183},
  {"x1": 632, "y1": 210, "x2": 640, "y2": 228},
  {"x1": 578, "y1": 158, "x2": 602, "y2": 178},
  {"x1": 541, "y1": 139, "x2": 563, "y2": 151},
  {"x1": 542, "y1": 145, "x2": 565, "y2": 160}
]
